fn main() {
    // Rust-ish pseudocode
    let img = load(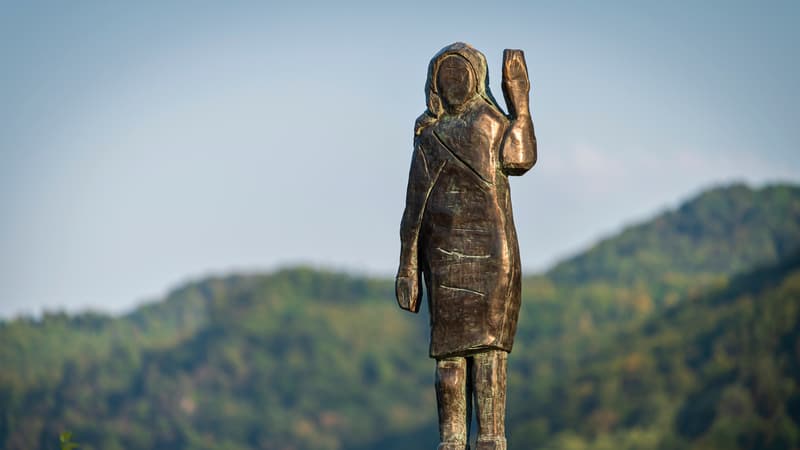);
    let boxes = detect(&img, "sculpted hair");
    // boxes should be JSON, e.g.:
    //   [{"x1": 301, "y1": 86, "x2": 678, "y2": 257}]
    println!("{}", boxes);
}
[{"x1": 415, "y1": 42, "x2": 504, "y2": 136}]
